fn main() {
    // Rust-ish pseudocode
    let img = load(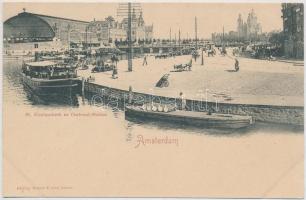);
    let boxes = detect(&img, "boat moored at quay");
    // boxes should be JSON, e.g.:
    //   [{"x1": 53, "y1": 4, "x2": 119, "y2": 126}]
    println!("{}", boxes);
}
[
  {"x1": 125, "y1": 104, "x2": 254, "y2": 129},
  {"x1": 21, "y1": 60, "x2": 80, "y2": 94}
]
